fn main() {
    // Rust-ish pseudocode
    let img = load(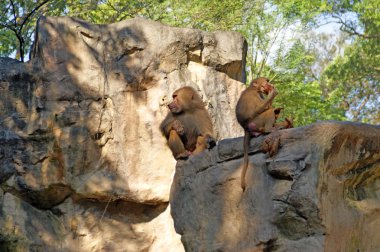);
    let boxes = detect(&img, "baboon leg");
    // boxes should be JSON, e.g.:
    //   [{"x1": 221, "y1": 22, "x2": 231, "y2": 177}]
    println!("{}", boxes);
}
[
  {"x1": 168, "y1": 130, "x2": 189, "y2": 159},
  {"x1": 193, "y1": 135, "x2": 206, "y2": 155}
]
